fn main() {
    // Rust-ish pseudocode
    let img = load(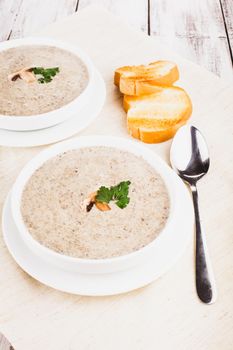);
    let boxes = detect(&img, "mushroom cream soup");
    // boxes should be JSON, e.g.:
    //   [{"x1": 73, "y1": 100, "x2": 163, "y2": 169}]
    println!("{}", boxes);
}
[
  {"x1": 21, "y1": 147, "x2": 170, "y2": 259},
  {"x1": 0, "y1": 45, "x2": 88, "y2": 116}
]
